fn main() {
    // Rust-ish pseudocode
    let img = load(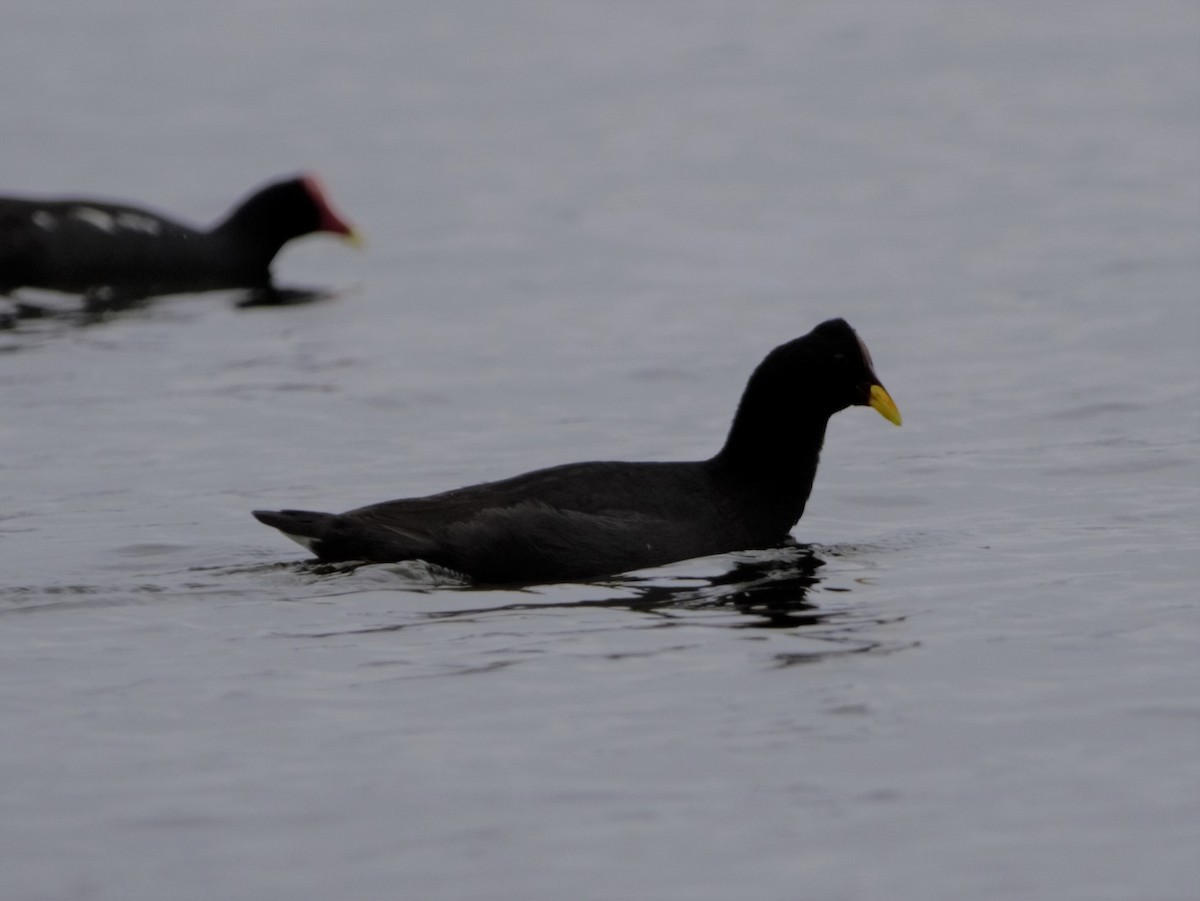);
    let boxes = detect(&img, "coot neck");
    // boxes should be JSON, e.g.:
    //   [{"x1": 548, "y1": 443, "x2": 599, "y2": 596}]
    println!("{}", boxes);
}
[
  {"x1": 209, "y1": 188, "x2": 303, "y2": 264},
  {"x1": 709, "y1": 358, "x2": 833, "y2": 494}
]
